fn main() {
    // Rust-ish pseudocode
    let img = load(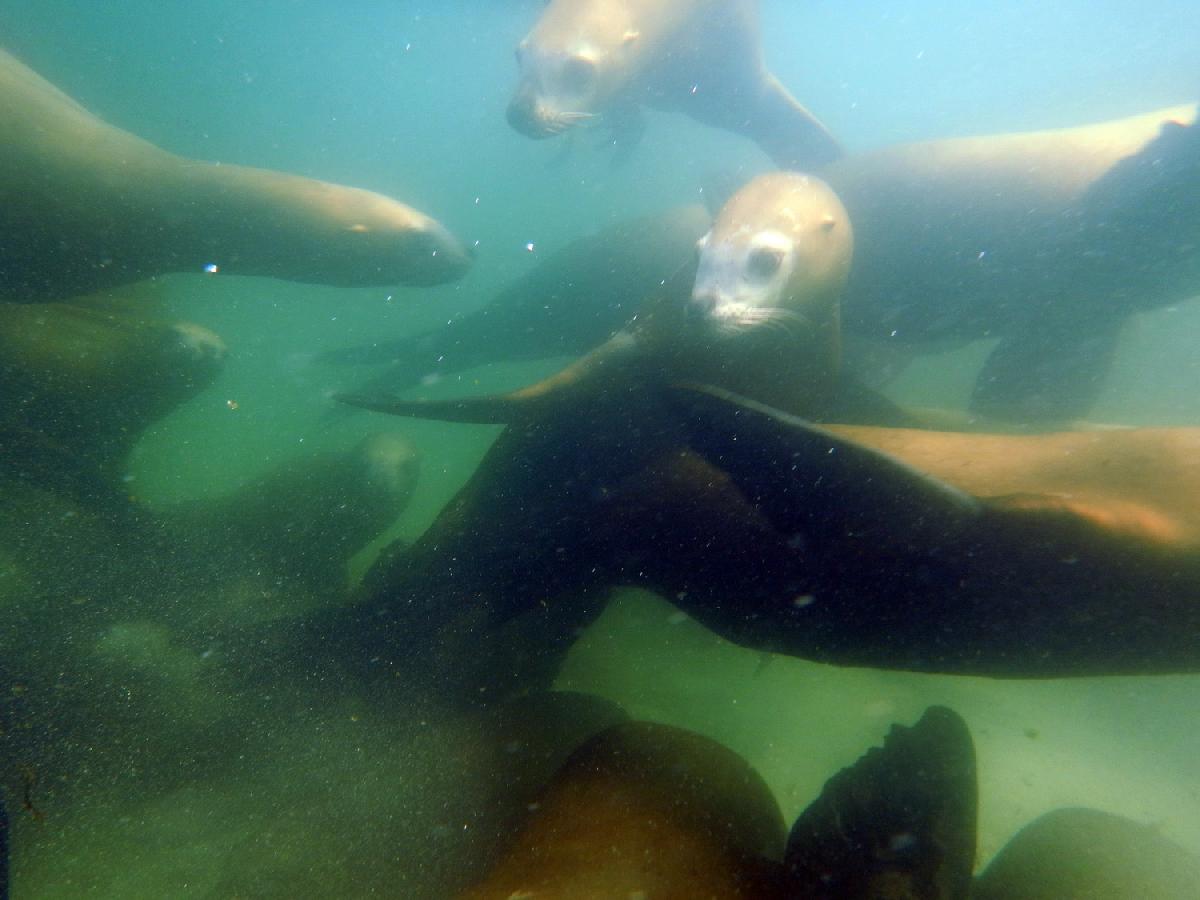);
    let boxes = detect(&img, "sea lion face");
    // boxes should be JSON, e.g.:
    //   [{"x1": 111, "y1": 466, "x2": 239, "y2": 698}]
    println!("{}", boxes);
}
[
  {"x1": 689, "y1": 173, "x2": 853, "y2": 337},
  {"x1": 507, "y1": 3, "x2": 644, "y2": 138}
]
